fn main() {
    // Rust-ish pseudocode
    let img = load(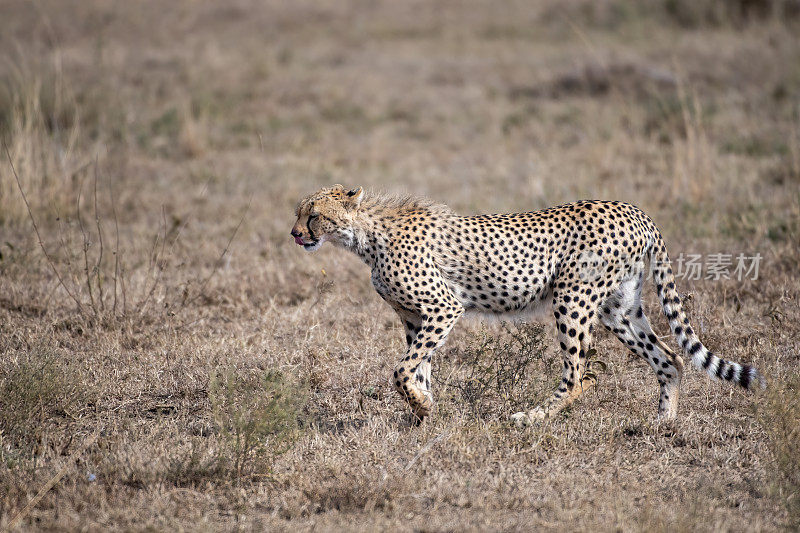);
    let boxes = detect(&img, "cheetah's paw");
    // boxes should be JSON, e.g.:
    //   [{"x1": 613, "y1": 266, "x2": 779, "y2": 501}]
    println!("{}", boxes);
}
[{"x1": 511, "y1": 407, "x2": 547, "y2": 427}]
